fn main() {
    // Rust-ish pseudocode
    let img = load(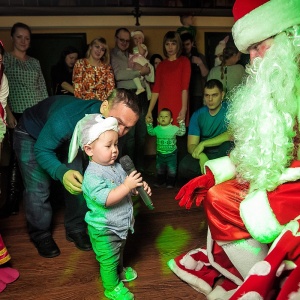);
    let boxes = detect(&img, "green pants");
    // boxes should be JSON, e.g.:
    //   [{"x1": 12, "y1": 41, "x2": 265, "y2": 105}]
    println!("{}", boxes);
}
[{"x1": 88, "y1": 225, "x2": 126, "y2": 291}]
